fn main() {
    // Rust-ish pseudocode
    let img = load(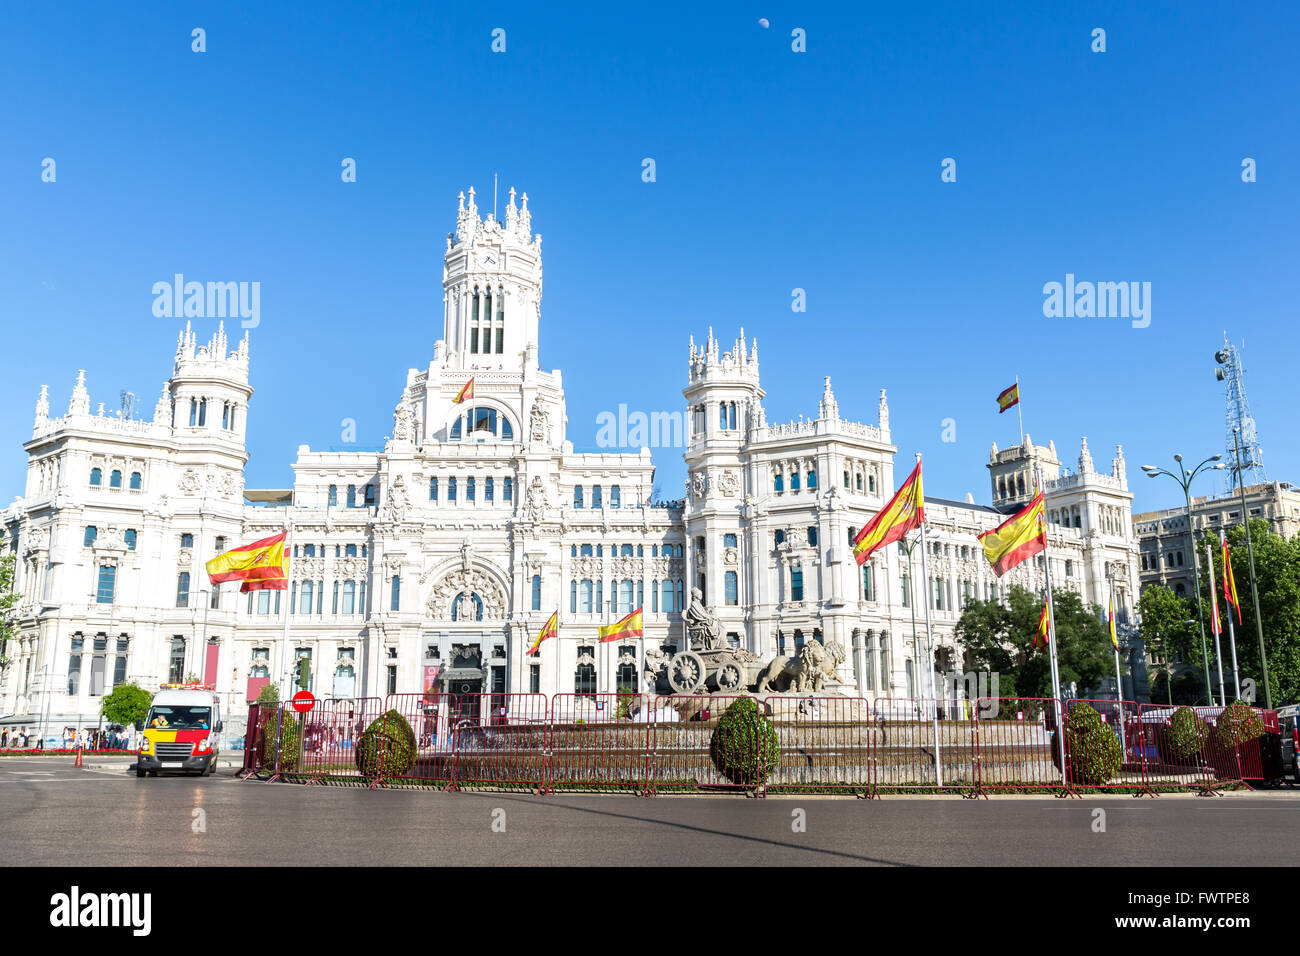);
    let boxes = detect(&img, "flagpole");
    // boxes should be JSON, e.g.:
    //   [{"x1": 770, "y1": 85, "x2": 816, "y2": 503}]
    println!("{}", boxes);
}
[
  {"x1": 914, "y1": 453, "x2": 943, "y2": 788},
  {"x1": 1015, "y1": 375, "x2": 1024, "y2": 448},
  {"x1": 1035, "y1": 464, "x2": 1067, "y2": 787},
  {"x1": 1221, "y1": 532, "x2": 1240, "y2": 701},
  {"x1": 1207, "y1": 540, "x2": 1226, "y2": 706},
  {"x1": 278, "y1": 515, "x2": 295, "y2": 700},
  {"x1": 1109, "y1": 579, "x2": 1127, "y2": 756}
]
